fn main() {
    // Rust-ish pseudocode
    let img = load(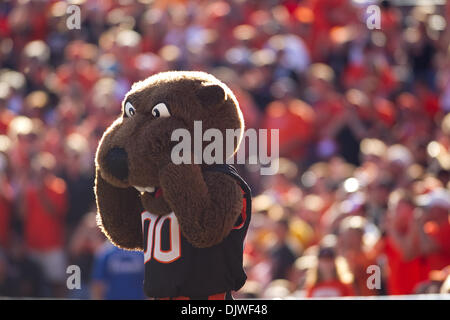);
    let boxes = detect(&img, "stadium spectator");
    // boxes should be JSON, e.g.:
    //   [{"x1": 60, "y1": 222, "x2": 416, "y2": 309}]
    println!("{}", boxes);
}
[
  {"x1": 338, "y1": 216, "x2": 379, "y2": 296},
  {"x1": 21, "y1": 152, "x2": 68, "y2": 297},
  {"x1": 0, "y1": 250, "x2": 13, "y2": 296},
  {"x1": 305, "y1": 242, "x2": 355, "y2": 298},
  {"x1": 414, "y1": 188, "x2": 450, "y2": 272},
  {"x1": 67, "y1": 211, "x2": 105, "y2": 299},
  {"x1": 380, "y1": 189, "x2": 429, "y2": 295},
  {"x1": 0, "y1": 168, "x2": 12, "y2": 248},
  {"x1": 2, "y1": 235, "x2": 46, "y2": 297},
  {"x1": 91, "y1": 241, "x2": 145, "y2": 300},
  {"x1": 269, "y1": 218, "x2": 297, "y2": 281}
]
